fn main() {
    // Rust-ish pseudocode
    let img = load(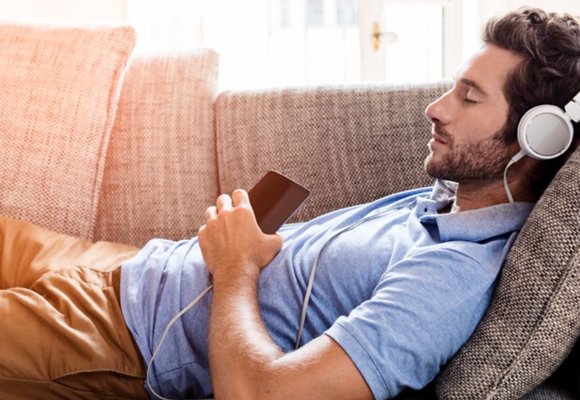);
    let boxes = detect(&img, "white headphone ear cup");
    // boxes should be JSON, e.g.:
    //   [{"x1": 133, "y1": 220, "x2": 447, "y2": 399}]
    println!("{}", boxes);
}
[{"x1": 517, "y1": 105, "x2": 574, "y2": 160}]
